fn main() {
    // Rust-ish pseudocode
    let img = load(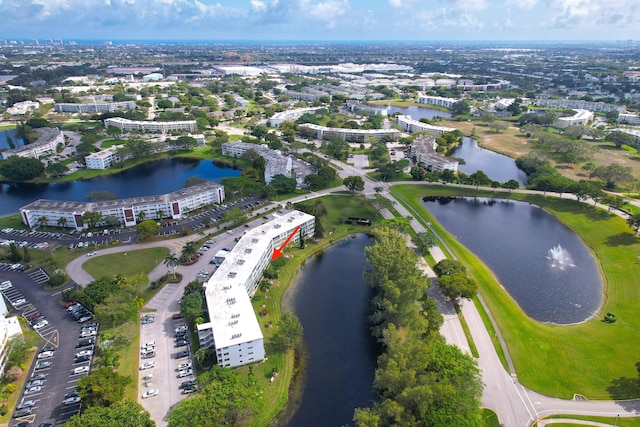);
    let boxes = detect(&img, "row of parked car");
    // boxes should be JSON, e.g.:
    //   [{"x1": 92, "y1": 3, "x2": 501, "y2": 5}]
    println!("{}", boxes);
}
[{"x1": 65, "y1": 301, "x2": 94, "y2": 323}]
